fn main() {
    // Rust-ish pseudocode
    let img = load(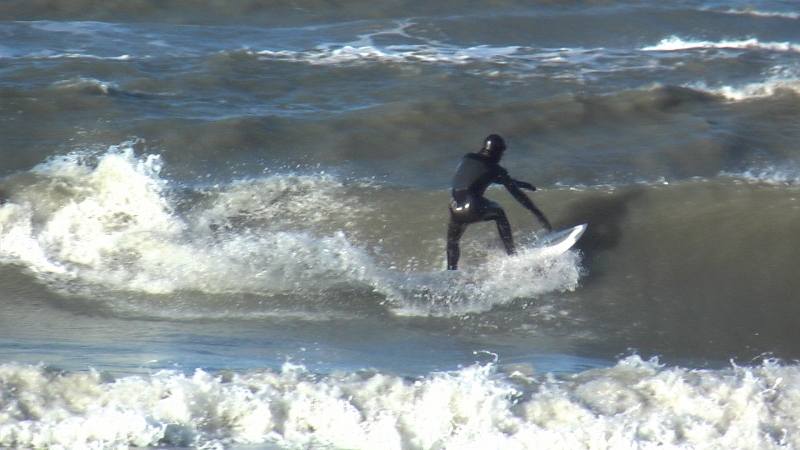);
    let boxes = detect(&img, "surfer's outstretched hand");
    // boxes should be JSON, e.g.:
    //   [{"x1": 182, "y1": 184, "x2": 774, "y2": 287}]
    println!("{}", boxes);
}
[{"x1": 515, "y1": 180, "x2": 536, "y2": 191}]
